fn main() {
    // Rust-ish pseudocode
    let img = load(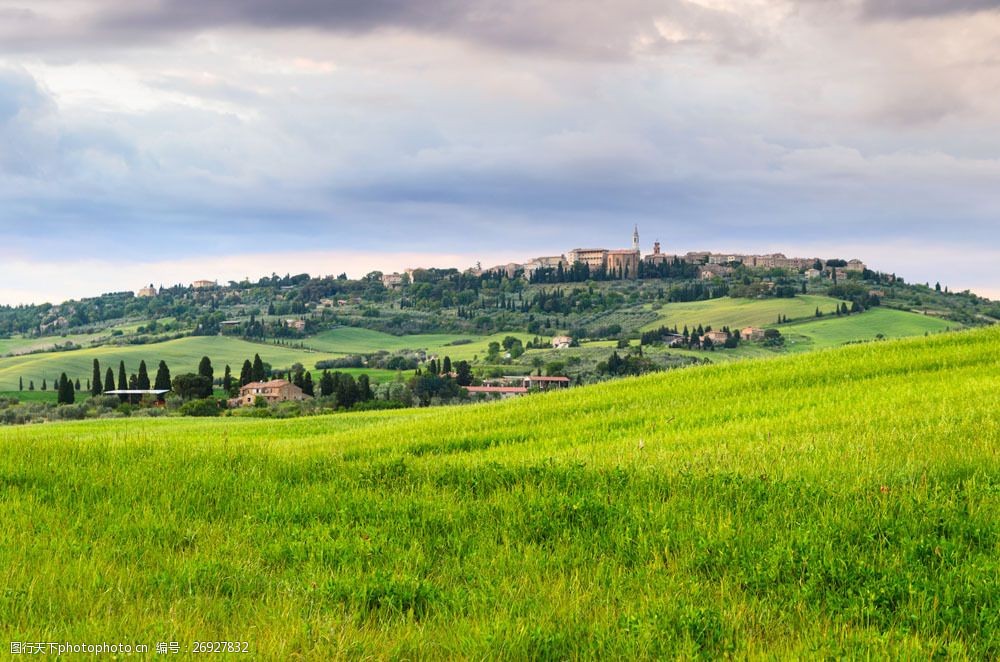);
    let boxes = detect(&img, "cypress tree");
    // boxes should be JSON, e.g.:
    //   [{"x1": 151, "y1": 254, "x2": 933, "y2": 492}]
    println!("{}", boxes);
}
[
  {"x1": 358, "y1": 374, "x2": 372, "y2": 401},
  {"x1": 319, "y1": 370, "x2": 334, "y2": 397},
  {"x1": 91, "y1": 359, "x2": 102, "y2": 396},
  {"x1": 198, "y1": 356, "x2": 213, "y2": 383},
  {"x1": 105, "y1": 367, "x2": 115, "y2": 395},
  {"x1": 240, "y1": 360, "x2": 253, "y2": 386},
  {"x1": 154, "y1": 361, "x2": 171, "y2": 391},
  {"x1": 41, "y1": 378, "x2": 47, "y2": 391},
  {"x1": 223, "y1": 365, "x2": 232, "y2": 392},
  {"x1": 18, "y1": 376, "x2": 22, "y2": 391},
  {"x1": 29, "y1": 380, "x2": 34, "y2": 391},
  {"x1": 74, "y1": 377, "x2": 81, "y2": 391},
  {"x1": 252, "y1": 354, "x2": 265, "y2": 382},
  {"x1": 442, "y1": 356, "x2": 452, "y2": 375},
  {"x1": 118, "y1": 361, "x2": 128, "y2": 402},
  {"x1": 303, "y1": 372, "x2": 314, "y2": 396},
  {"x1": 137, "y1": 360, "x2": 150, "y2": 390}
]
